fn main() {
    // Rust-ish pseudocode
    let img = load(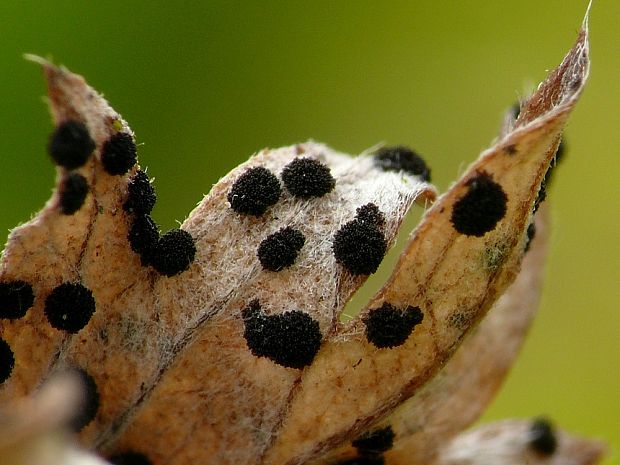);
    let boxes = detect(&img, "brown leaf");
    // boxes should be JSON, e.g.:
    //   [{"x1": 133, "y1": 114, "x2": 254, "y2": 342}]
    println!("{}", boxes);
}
[
  {"x1": 262, "y1": 9, "x2": 590, "y2": 465},
  {"x1": 0, "y1": 6, "x2": 598, "y2": 465},
  {"x1": 314, "y1": 203, "x2": 551, "y2": 465}
]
